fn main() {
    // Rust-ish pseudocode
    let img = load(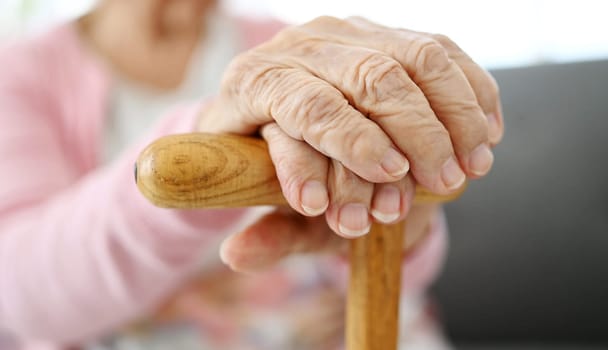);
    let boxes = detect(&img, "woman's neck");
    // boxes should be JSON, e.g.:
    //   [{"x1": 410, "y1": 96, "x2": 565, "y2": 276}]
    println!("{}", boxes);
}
[{"x1": 78, "y1": 1, "x2": 213, "y2": 90}]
